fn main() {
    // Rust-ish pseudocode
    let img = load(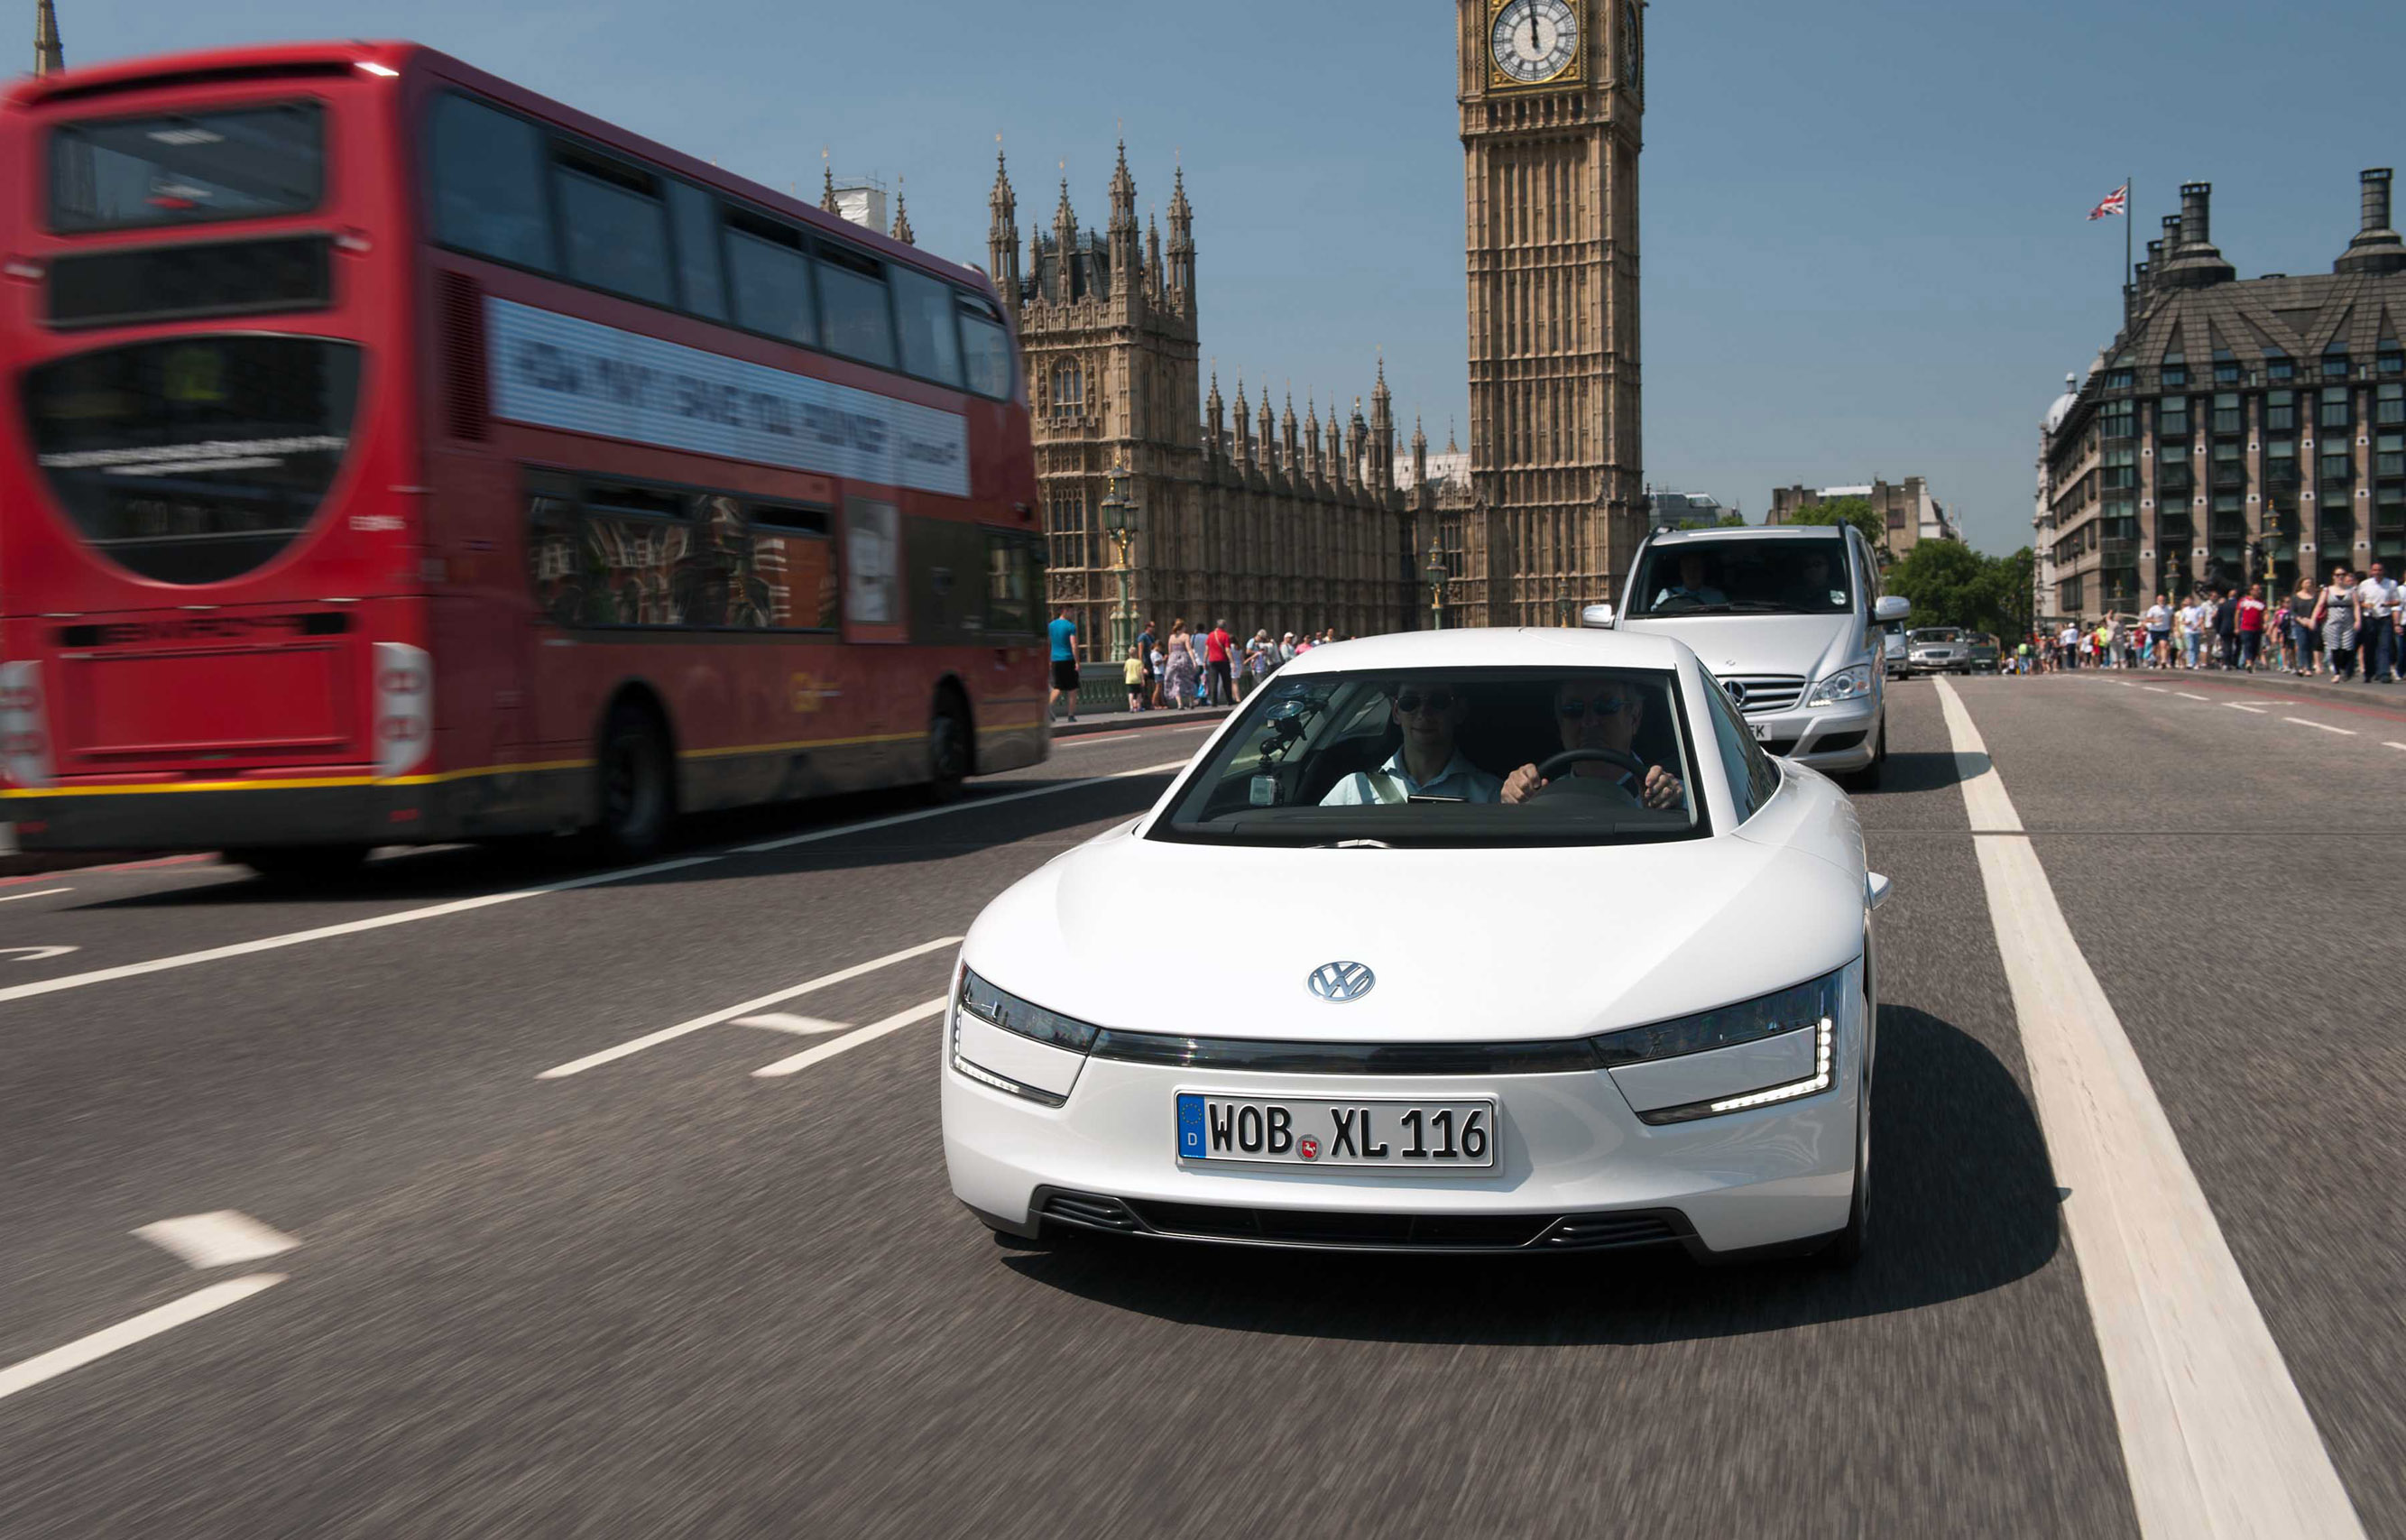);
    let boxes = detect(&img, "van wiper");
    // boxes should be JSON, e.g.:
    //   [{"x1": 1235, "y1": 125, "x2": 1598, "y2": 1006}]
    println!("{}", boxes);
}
[{"x1": 1316, "y1": 838, "x2": 1397, "y2": 850}]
